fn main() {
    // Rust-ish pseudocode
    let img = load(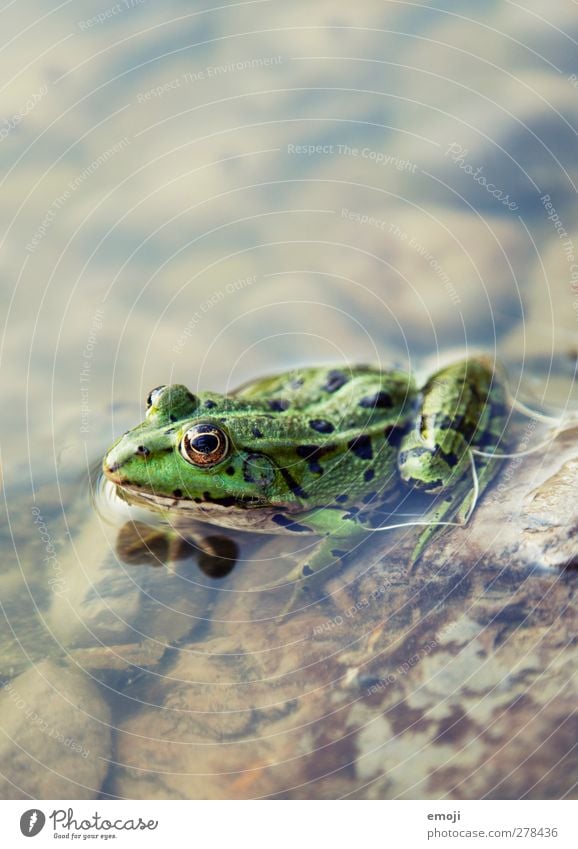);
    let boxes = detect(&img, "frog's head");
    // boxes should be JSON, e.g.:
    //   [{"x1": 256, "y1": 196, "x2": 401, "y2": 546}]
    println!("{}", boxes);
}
[{"x1": 103, "y1": 384, "x2": 279, "y2": 509}]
